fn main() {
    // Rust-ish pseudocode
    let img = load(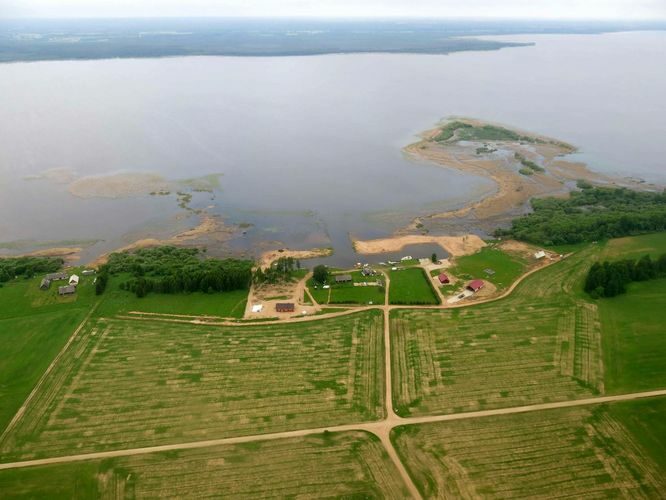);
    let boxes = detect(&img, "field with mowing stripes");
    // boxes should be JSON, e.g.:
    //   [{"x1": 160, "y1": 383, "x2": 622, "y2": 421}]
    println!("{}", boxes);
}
[
  {"x1": 0, "y1": 311, "x2": 384, "y2": 461},
  {"x1": 392, "y1": 402, "x2": 666, "y2": 499},
  {"x1": 0, "y1": 431, "x2": 408, "y2": 498},
  {"x1": 390, "y1": 249, "x2": 604, "y2": 416}
]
